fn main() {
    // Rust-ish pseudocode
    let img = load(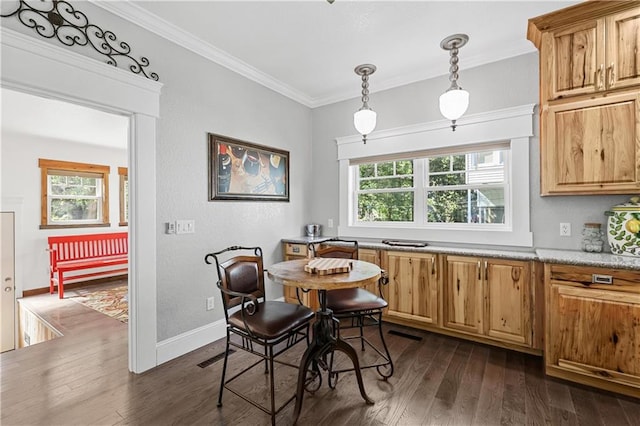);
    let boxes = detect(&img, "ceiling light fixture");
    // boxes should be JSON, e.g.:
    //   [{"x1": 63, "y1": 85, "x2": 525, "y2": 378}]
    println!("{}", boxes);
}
[
  {"x1": 439, "y1": 34, "x2": 469, "y2": 131},
  {"x1": 353, "y1": 64, "x2": 377, "y2": 144}
]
